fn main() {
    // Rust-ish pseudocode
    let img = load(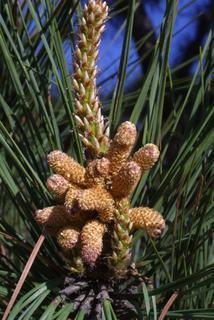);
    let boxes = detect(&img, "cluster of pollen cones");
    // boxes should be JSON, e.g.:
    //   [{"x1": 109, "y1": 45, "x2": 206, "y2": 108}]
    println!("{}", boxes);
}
[{"x1": 35, "y1": 121, "x2": 165, "y2": 268}]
